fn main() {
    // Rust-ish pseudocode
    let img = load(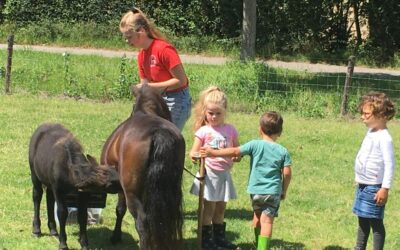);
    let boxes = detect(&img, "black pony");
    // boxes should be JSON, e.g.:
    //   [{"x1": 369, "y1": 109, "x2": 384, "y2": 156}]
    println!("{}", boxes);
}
[
  {"x1": 29, "y1": 123, "x2": 120, "y2": 250},
  {"x1": 101, "y1": 84, "x2": 185, "y2": 249}
]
